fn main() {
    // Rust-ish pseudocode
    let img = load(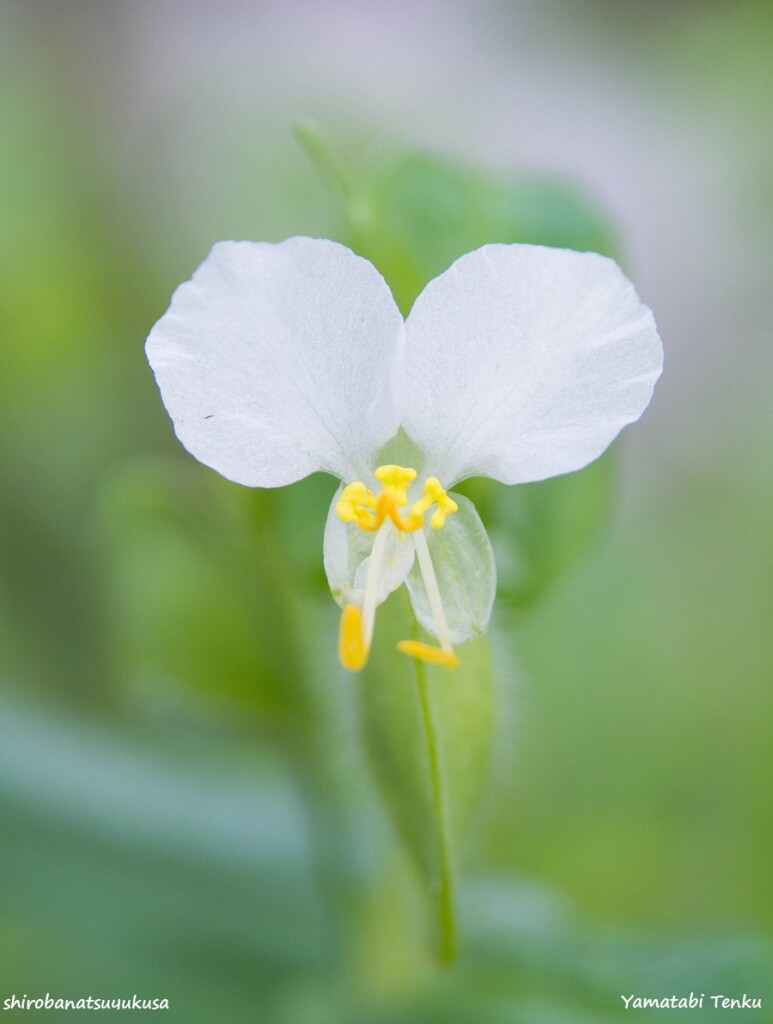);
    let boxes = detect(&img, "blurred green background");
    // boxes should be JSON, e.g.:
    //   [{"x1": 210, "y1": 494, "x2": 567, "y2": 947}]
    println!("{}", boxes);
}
[{"x1": 1, "y1": 1, "x2": 771, "y2": 1020}]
